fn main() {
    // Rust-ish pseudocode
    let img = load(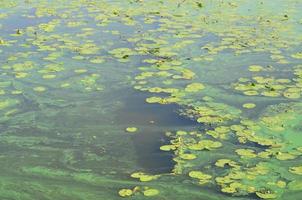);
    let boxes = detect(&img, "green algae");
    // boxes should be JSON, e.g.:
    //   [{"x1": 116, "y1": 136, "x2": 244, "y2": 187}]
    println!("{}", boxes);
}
[{"x1": 0, "y1": 0, "x2": 302, "y2": 200}]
